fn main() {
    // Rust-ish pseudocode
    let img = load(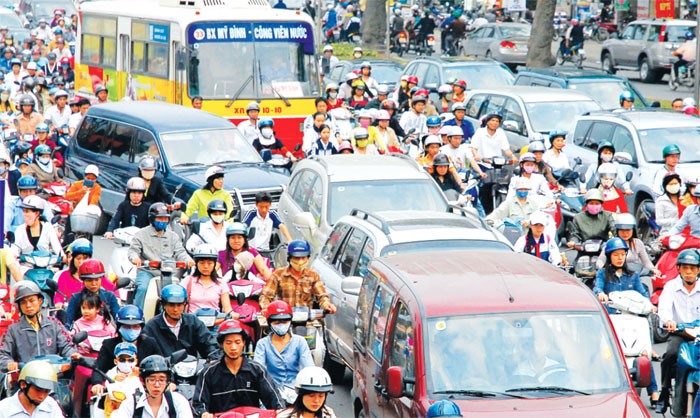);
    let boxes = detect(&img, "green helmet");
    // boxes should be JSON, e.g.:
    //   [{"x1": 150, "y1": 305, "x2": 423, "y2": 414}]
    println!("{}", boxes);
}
[{"x1": 662, "y1": 144, "x2": 681, "y2": 158}]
